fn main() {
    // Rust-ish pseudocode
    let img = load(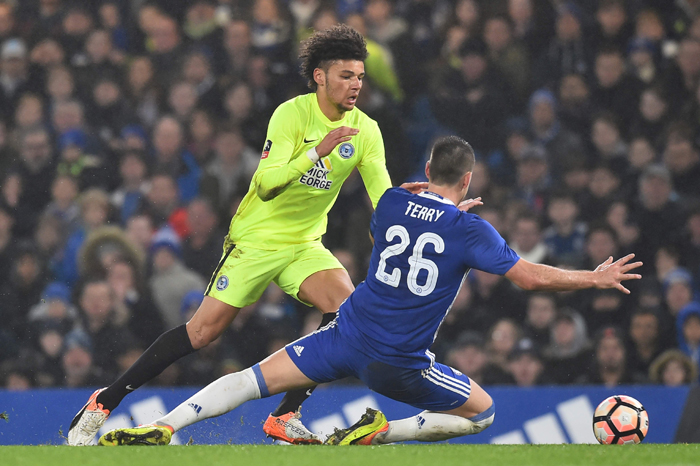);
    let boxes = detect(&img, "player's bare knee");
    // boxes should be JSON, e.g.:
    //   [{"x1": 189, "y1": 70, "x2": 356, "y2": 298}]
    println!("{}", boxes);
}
[{"x1": 186, "y1": 323, "x2": 219, "y2": 349}]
